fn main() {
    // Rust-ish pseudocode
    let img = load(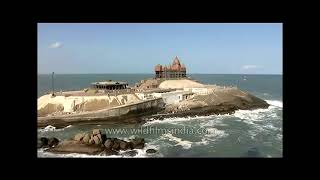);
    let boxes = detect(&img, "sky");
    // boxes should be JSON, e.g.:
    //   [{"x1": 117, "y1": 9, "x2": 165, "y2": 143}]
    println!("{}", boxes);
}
[{"x1": 38, "y1": 23, "x2": 282, "y2": 74}]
